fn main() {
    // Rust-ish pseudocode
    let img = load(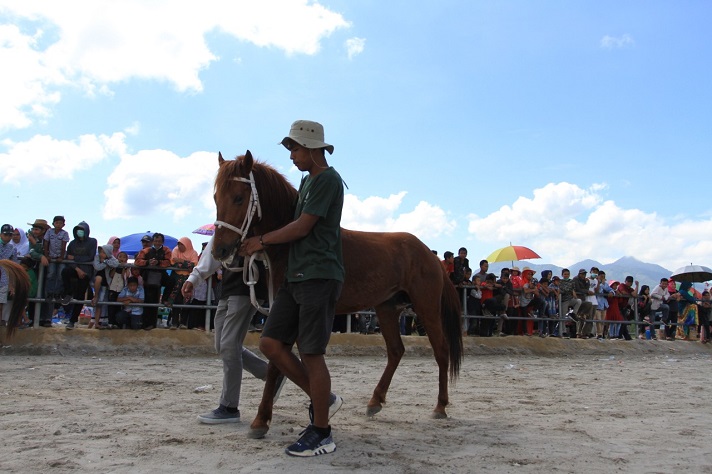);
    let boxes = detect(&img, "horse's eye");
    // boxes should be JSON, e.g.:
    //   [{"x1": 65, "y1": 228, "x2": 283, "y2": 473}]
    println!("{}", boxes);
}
[{"x1": 233, "y1": 195, "x2": 243, "y2": 205}]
